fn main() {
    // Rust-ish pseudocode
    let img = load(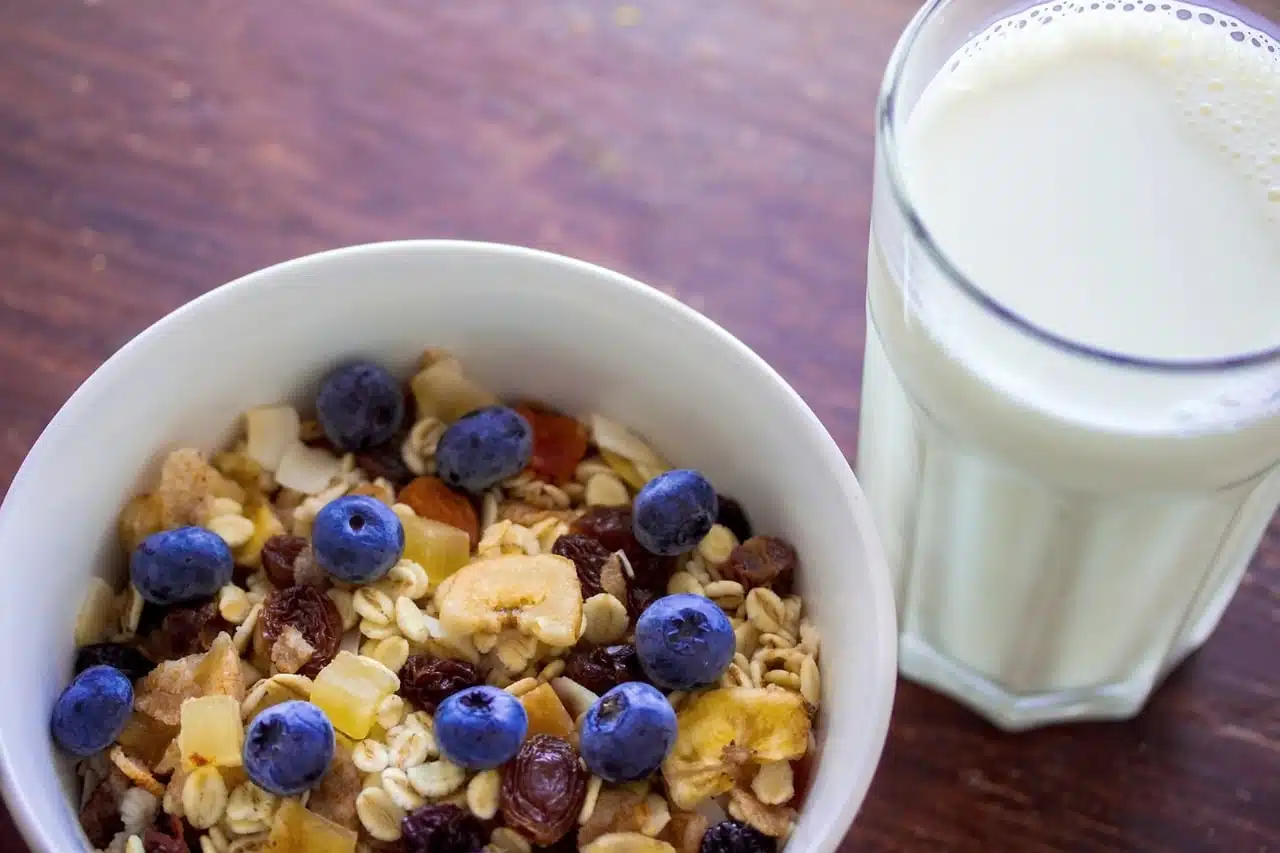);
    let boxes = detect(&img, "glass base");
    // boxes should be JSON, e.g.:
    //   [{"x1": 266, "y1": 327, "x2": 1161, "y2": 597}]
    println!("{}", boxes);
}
[{"x1": 899, "y1": 634, "x2": 1162, "y2": 730}]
